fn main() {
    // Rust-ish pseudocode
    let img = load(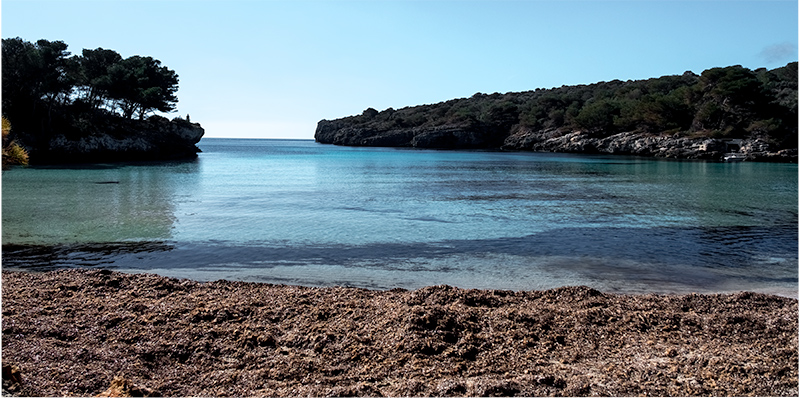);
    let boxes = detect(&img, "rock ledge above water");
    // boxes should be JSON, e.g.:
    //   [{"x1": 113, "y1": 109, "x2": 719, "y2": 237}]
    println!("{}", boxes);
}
[{"x1": 14, "y1": 114, "x2": 204, "y2": 164}]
